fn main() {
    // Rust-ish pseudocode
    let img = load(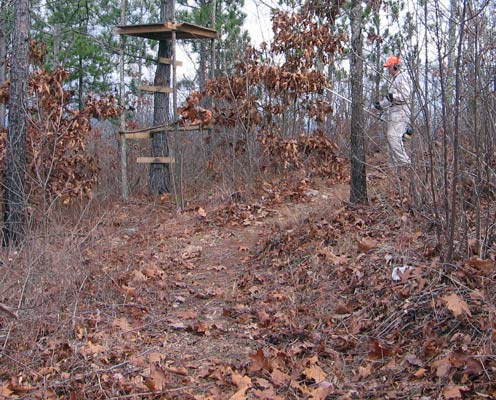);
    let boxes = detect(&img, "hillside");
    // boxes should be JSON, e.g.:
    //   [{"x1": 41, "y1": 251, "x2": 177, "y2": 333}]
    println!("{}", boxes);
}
[{"x1": 1, "y1": 166, "x2": 495, "y2": 400}]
